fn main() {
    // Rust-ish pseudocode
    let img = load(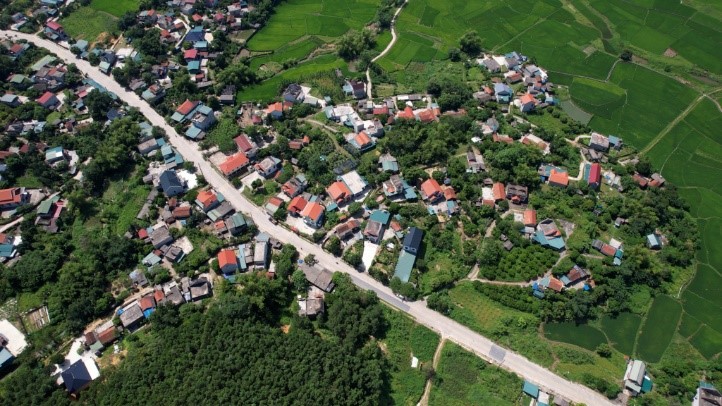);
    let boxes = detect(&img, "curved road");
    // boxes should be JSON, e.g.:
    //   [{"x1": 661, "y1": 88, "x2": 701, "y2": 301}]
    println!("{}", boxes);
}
[
  {"x1": 2, "y1": 30, "x2": 616, "y2": 406},
  {"x1": 365, "y1": 0, "x2": 407, "y2": 99}
]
